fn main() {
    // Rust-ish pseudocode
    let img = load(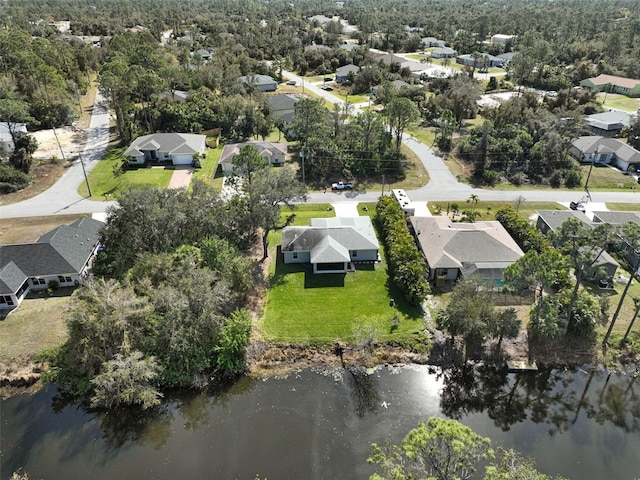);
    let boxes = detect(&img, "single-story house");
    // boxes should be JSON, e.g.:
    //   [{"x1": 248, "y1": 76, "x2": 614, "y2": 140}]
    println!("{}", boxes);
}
[
  {"x1": 193, "y1": 49, "x2": 213, "y2": 61},
  {"x1": 308, "y1": 14, "x2": 333, "y2": 26},
  {"x1": 430, "y1": 47, "x2": 457, "y2": 59},
  {"x1": 0, "y1": 218, "x2": 103, "y2": 312},
  {"x1": 369, "y1": 52, "x2": 405, "y2": 66},
  {"x1": 304, "y1": 44, "x2": 331, "y2": 52},
  {"x1": 240, "y1": 74, "x2": 278, "y2": 92},
  {"x1": 593, "y1": 211, "x2": 640, "y2": 271},
  {"x1": 535, "y1": 210, "x2": 620, "y2": 281},
  {"x1": 335, "y1": 64, "x2": 360, "y2": 83},
  {"x1": 281, "y1": 216, "x2": 379, "y2": 274},
  {"x1": 535, "y1": 210, "x2": 592, "y2": 236},
  {"x1": 569, "y1": 136, "x2": 640, "y2": 172},
  {"x1": 219, "y1": 142, "x2": 287, "y2": 174},
  {"x1": 371, "y1": 80, "x2": 411, "y2": 95},
  {"x1": 266, "y1": 93, "x2": 307, "y2": 124},
  {"x1": 456, "y1": 54, "x2": 504, "y2": 68},
  {"x1": 154, "y1": 90, "x2": 189, "y2": 103},
  {"x1": 580, "y1": 74, "x2": 640, "y2": 98},
  {"x1": 339, "y1": 43, "x2": 361, "y2": 52},
  {"x1": 124, "y1": 133, "x2": 207, "y2": 166},
  {"x1": 410, "y1": 216, "x2": 524, "y2": 283},
  {"x1": 0, "y1": 122, "x2": 27, "y2": 154},
  {"x1": 585, "y1": 111, "x2": 633, "y2": 137},
  {"x1": 491, "y1": 34, "x2": 517, "y2": 44},
  {"x1": 422, "y1": 37, "x2": 446, "y2": 48}
]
